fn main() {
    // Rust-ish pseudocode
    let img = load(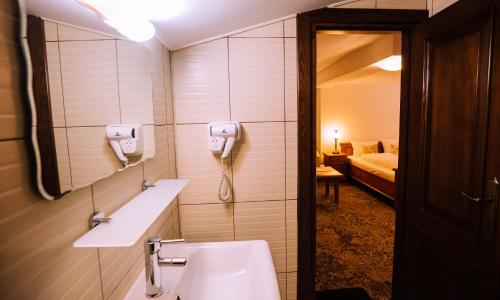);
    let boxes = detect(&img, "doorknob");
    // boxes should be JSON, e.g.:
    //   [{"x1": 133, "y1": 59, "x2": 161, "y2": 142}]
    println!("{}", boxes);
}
[
  {"x1": 481, "y1": 177, "x2": 499, "y2": 242},
  {"x1": 461, "y1": 177, "x2": 498, "y2": 203}
]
